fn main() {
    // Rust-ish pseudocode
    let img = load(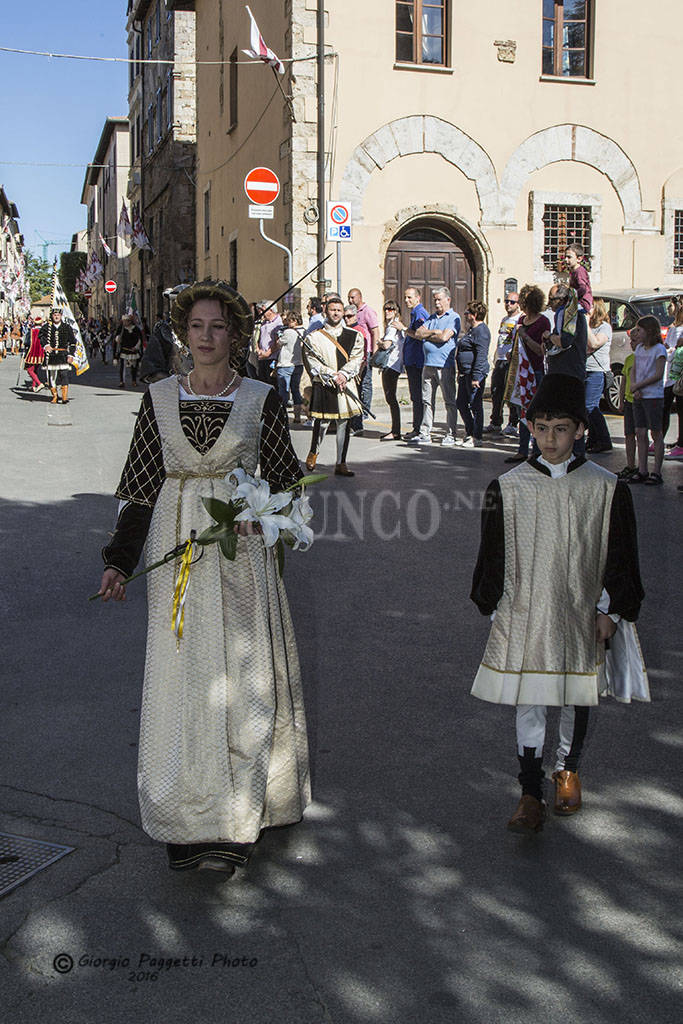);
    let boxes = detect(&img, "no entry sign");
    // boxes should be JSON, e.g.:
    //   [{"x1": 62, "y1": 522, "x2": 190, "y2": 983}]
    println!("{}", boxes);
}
[
  {"x1": 244, "y1": 167, "x2": 280, "y2": 205},
  {"x1": 104, "y1": 280, "x2": 117, "y2": 293}
]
